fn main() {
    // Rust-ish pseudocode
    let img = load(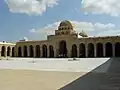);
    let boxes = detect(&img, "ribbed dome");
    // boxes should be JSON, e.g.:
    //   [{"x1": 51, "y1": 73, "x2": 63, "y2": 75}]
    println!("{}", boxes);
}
[
  {"x1": 59, "y1": 20, "x2": 72, "y2": 27},
  {"x1": 58, "y1": 20, "x2": 73, "y2": 30}
]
